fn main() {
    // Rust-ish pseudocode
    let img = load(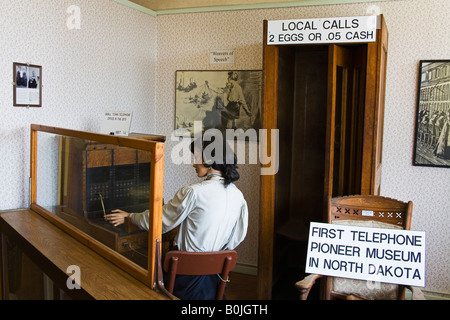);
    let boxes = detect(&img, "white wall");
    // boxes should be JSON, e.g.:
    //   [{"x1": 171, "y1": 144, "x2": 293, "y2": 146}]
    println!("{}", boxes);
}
[
  {"x1": 377, "y1": 1, "x2": 450, "y2": 296},
  {"x1": 0, "y1": 0, "x2": 157, "y2": 209}
]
